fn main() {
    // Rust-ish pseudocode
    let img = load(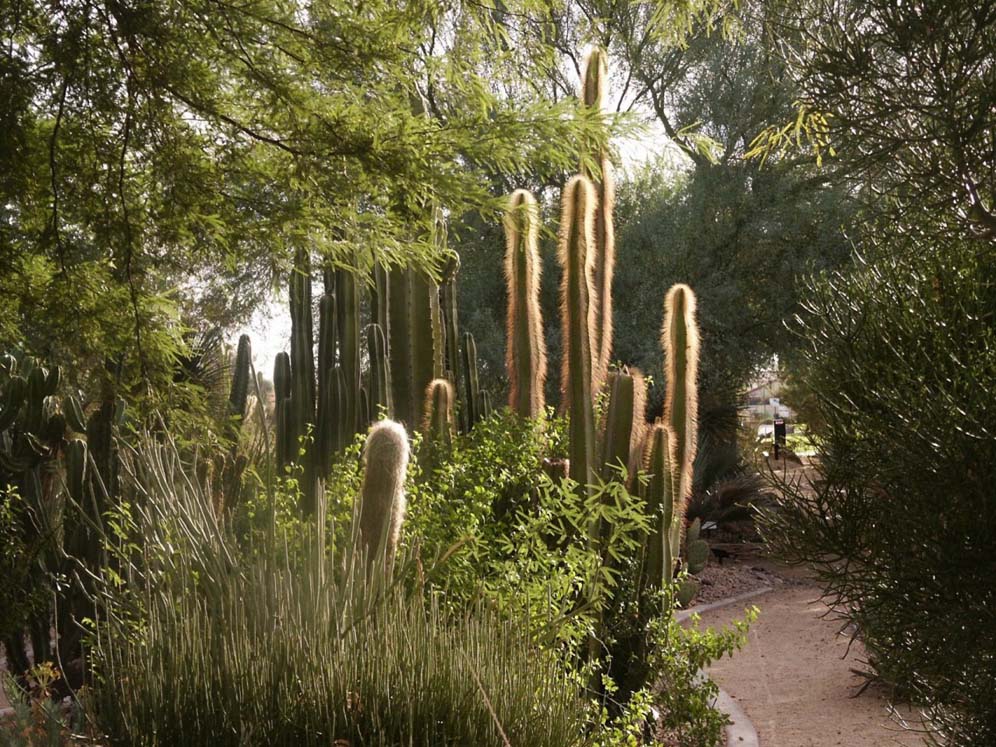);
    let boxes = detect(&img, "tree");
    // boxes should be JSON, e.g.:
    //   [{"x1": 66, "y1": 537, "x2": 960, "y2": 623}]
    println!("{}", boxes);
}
[
  {"x1": 0, "y1": 0, "x2": 598, "y2": 403},
  {"x1": 758, "y1": 0, "x2": 996, "y2": 243}
]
